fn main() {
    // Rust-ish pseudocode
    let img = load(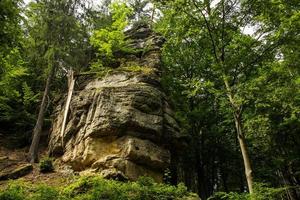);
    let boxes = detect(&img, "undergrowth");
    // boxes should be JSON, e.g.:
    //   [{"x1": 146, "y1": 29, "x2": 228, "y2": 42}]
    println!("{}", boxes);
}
[
  {"x1": 208, "y1": 183, "x2": 288, "y2": 200},
  {"x1": 0, "y1": 176, "x2": 196, "y2": 200}
]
